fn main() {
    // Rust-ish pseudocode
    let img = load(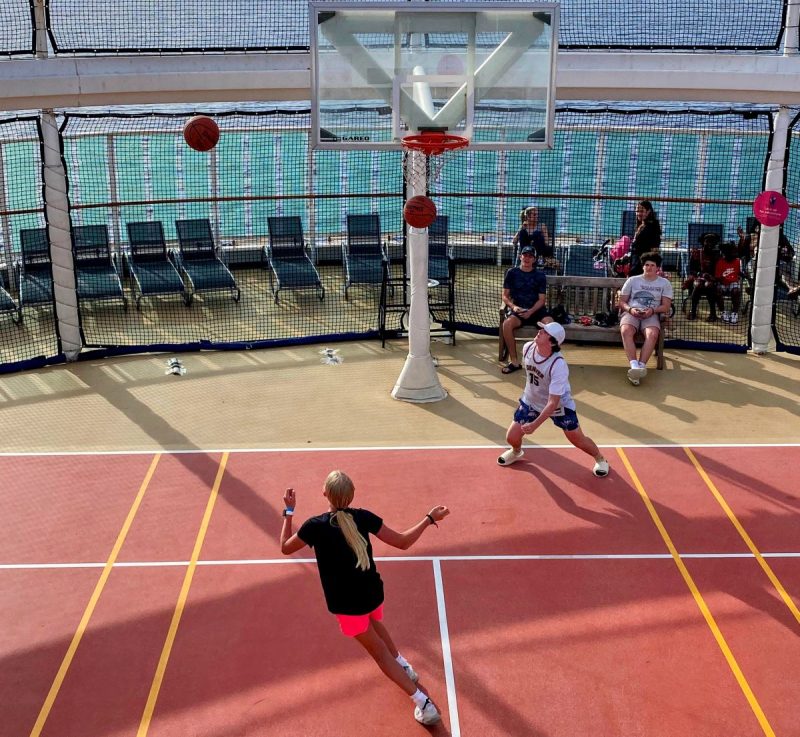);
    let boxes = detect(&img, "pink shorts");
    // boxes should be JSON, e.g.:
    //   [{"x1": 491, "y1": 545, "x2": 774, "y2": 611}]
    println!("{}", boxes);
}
[{"x1": 335, "y1": 604, "x2": 384, "y2": 637}]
